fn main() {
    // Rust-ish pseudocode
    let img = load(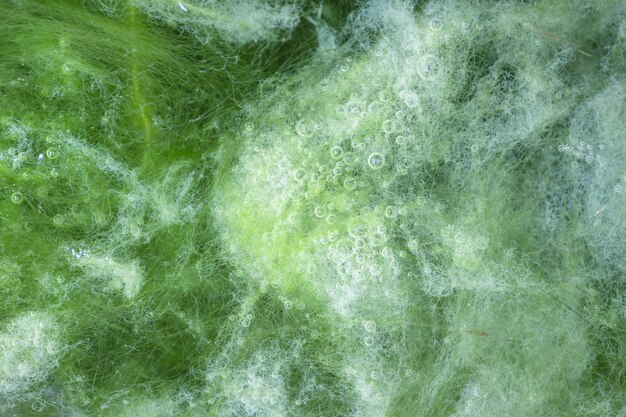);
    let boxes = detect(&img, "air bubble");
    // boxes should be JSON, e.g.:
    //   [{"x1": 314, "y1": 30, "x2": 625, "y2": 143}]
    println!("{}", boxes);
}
[
  {"x1": 326, "y1": 214, "x2": 336, "y2": 224},
  {"x1": 293, "y1": 168, "x2": 306, "y2": 181},
  {"x1": 585, "y1": 155, "x2": 593, "y2": 164},
  {"x1": 385, "y1": 206, "x2": 398, "y2": 218},
  {"x1": 571, "y1": 161, "x2": 578, "y2": 168},
  {"x1": 11, "y1": 192, "x2": 23, "y2": 204},
  {"x1": 405, "y1": 93, "x2": 420, "y2": 109},
  {"x1": 296, "y1": 119, "x2": 314, "y2": 137},
  {"x1": 45, "y1": 148, "x2": 58, "y2": 160},
  {"x1": 363, "y1": 321, "x2": 377, "y2": 333},
  {"x1": 370, "y1": 370, "x2": 380, "y2": 380},
  {"x1": 314, "y1": 206, "x2": 326, "y2": 218},
  {"x1": 382, "y1": 119, "x2": 396, "y2": 133},
  {"x1": 417, "y1": 55, "x2": 440, "y2": 79},
  {"x1": 344, "y1": 177, "x2": 357, "y2": 190},
  {"x1": 395, "y1": 135, "x2": 406, "y2": 145},
  {"x1": 364, "y1": 336, "x2": 374, "y2": 347},
  {"x1": 558, "y1": 144, "x2": 565, "y2": 152},
  {"x1": 429, "y1": 17, "x2": 443, "y2": 31},
  {"x1": 284, "y1": 300, "x2": 293, "y2": 310},
  {"x1": 330, "y1": 146, "x2": 344, "y2": 159},
  {"x1": 470, "y1": 144, "x2": 478, "y2": 153},
  {"x1": 62, "y1": 63, "x2": 74, "y2": 75},
  {"x1": 53, "y1": 214, "x2": 65, "y2": 226},
  {"x1": 368, "y1": 153, "x2": 385, "y2": 169},
  {"x1": 244, "y1": 122, "x2": 254, "y2": 131}
]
